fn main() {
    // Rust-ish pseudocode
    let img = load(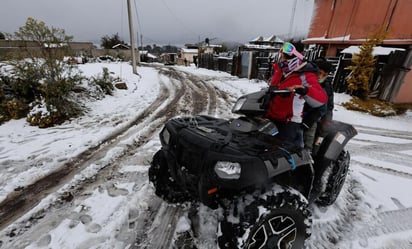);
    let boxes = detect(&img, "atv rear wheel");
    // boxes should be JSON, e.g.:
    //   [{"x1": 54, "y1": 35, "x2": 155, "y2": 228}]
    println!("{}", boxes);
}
[
  {"x1": 149, "y1": 150, "x2": 190, "y2": 203},
  {"x1": 217, "y1": 187, "x2": 312, "y2": 249},
  {"x1": 316, "y1": 150, "x2": 350, "y2": 206}
]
